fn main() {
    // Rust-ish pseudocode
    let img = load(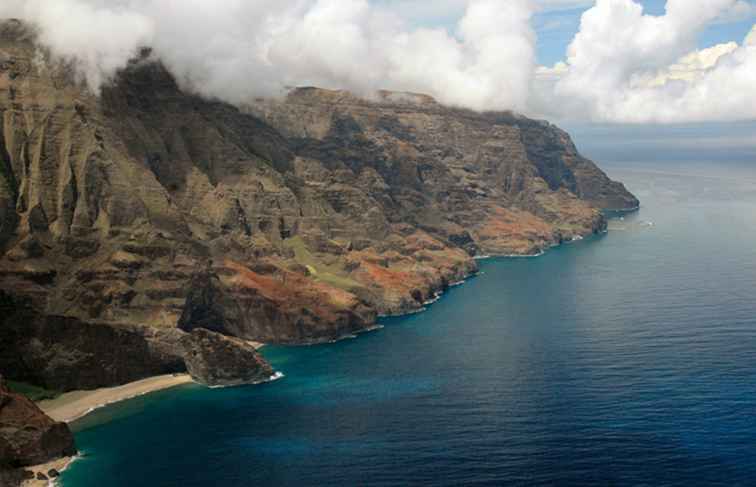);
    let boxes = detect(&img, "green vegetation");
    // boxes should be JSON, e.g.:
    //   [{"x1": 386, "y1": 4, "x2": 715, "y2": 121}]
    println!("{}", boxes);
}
[
  {"x1": 7, "y1": 380, "x2": 61, "y2": 402},
  {"x1": 284, "y1": 236, "x2": 362, "y2": 291}
]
